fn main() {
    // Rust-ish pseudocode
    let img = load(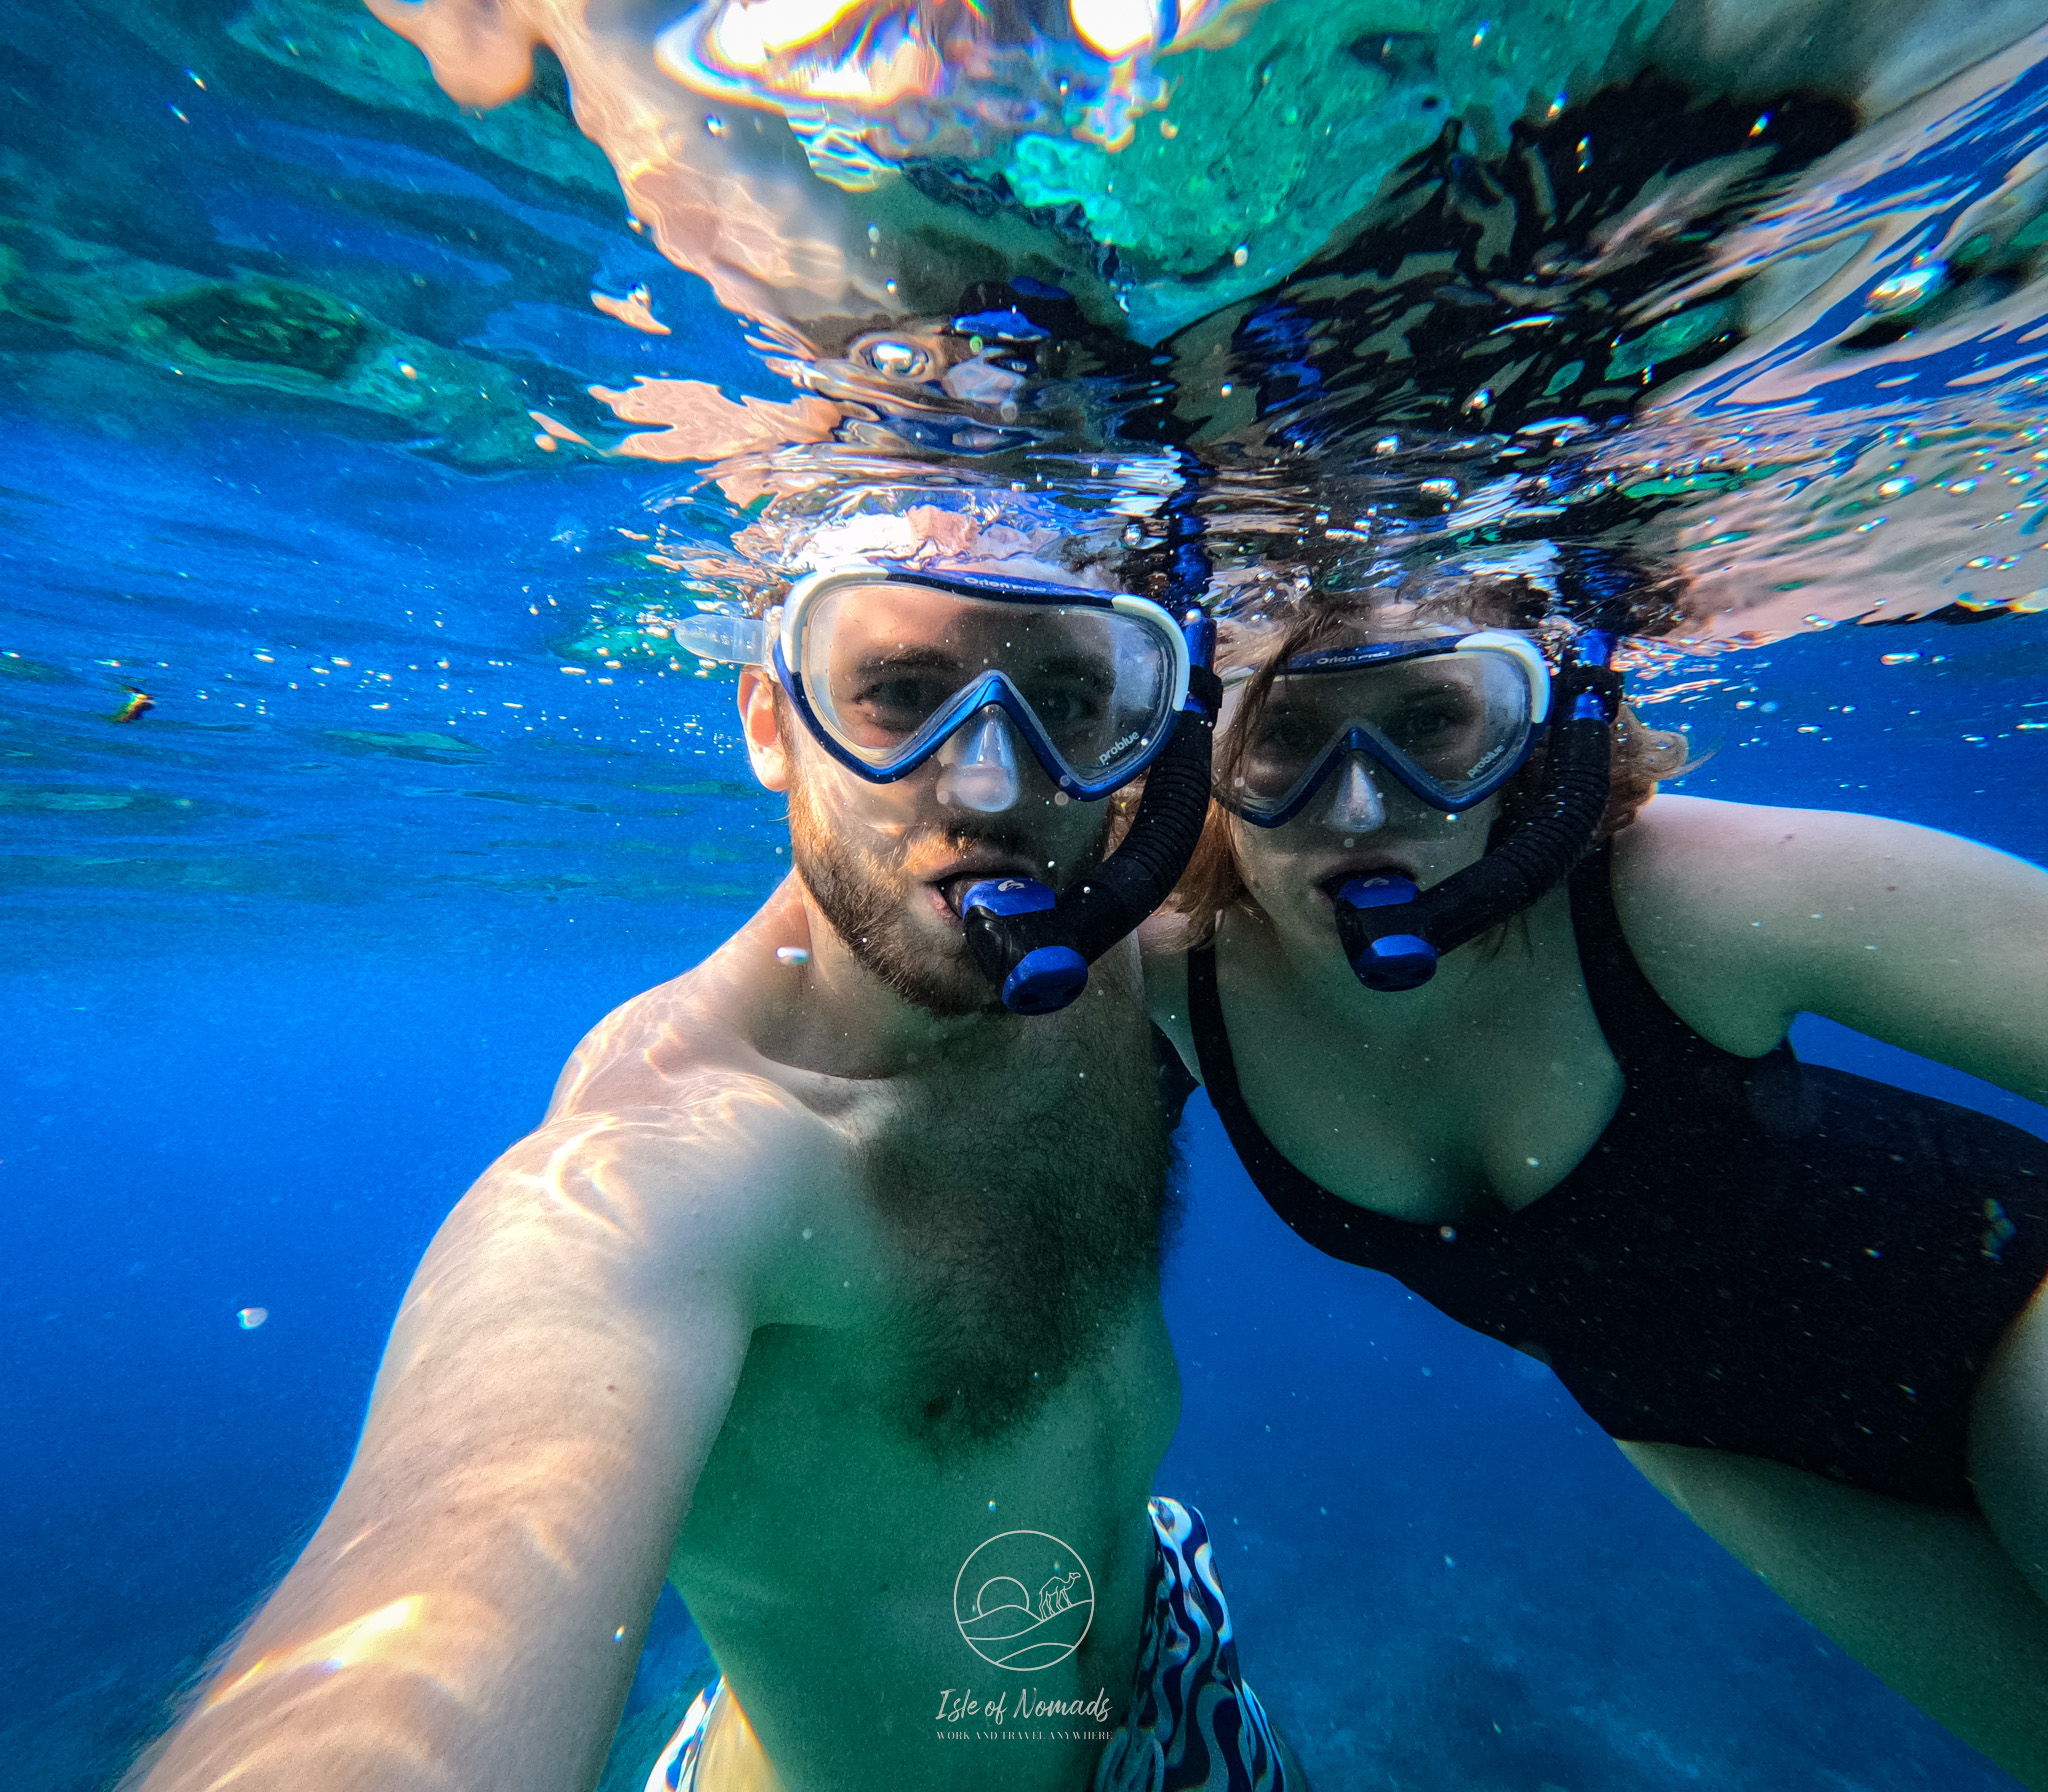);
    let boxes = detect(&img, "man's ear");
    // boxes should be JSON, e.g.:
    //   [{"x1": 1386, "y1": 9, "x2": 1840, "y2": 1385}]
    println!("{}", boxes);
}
[{"x1": 739, "y1": 665, "x2": 792, "y2": 793}]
